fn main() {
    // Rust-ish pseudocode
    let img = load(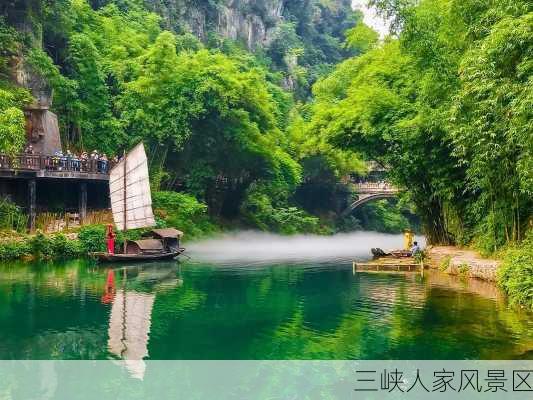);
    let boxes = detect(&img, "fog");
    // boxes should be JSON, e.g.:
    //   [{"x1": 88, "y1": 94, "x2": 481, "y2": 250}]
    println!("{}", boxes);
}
[{"x1": 185, "y1": 231, "x2": 426, "y2": 266}]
